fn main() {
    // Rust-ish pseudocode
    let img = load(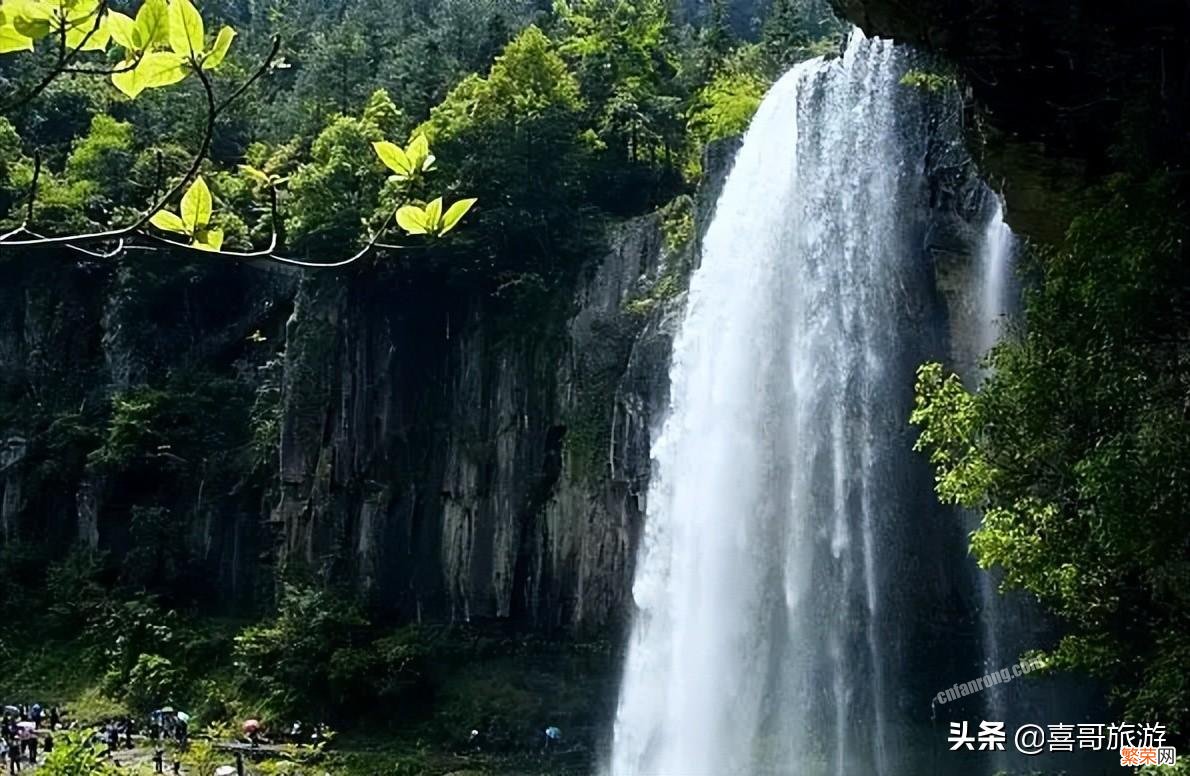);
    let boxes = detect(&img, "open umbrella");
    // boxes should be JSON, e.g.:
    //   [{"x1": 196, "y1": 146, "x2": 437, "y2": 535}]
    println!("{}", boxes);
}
[
  {"x1": 215, "y1": 766, "x2": 236, "y2": 776},
  {"x1": 16, "y1": 721, "x2": 35, "y2": 731},
  {"x1": 242, "y1": 719, "x2": 261, "y2": 733},
  {"x1": 2, "y1": 705, "x2": 19, "y2": 715},
  {"x1": 159, "y1": 707, "x2": 176, "y2": 714},
  {"x1": 176, "y1": 711, "x2": 191, "y2": 723}
]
